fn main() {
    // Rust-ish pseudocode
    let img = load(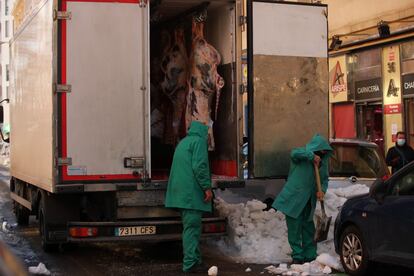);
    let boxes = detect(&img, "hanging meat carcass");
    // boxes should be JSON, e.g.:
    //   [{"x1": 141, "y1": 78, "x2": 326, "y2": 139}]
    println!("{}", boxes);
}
[
  {"x1": 160, "y1": 28, "x2": 189, "y2": 145},
  {"x1": 186, "y1": 19, "x2": 225, "y2": 150}
]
